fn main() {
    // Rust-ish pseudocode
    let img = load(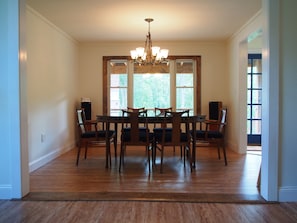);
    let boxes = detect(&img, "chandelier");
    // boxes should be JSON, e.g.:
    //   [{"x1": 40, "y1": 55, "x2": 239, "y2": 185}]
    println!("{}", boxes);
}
[{"x1": 130, "y1": 18, "x2": 169, "y2": 65}]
